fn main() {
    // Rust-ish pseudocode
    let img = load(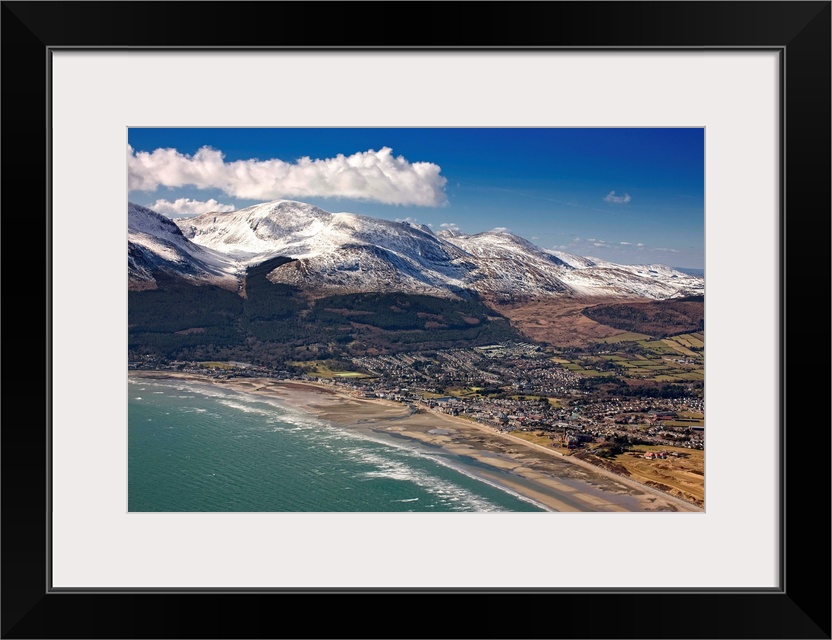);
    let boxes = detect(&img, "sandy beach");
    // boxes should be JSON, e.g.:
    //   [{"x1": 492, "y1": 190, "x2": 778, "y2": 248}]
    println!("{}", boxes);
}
[{"x1": 130, "y1": 371, "x2": 701, "y2": 512}]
